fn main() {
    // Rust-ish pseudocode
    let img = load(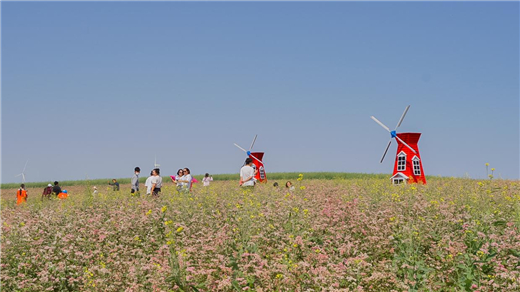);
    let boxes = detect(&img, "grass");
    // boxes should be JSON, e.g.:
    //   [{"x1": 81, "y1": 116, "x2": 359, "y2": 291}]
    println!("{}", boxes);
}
[{"x1": 1, "y1": 172, "x2": 398, "y2": 189}]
